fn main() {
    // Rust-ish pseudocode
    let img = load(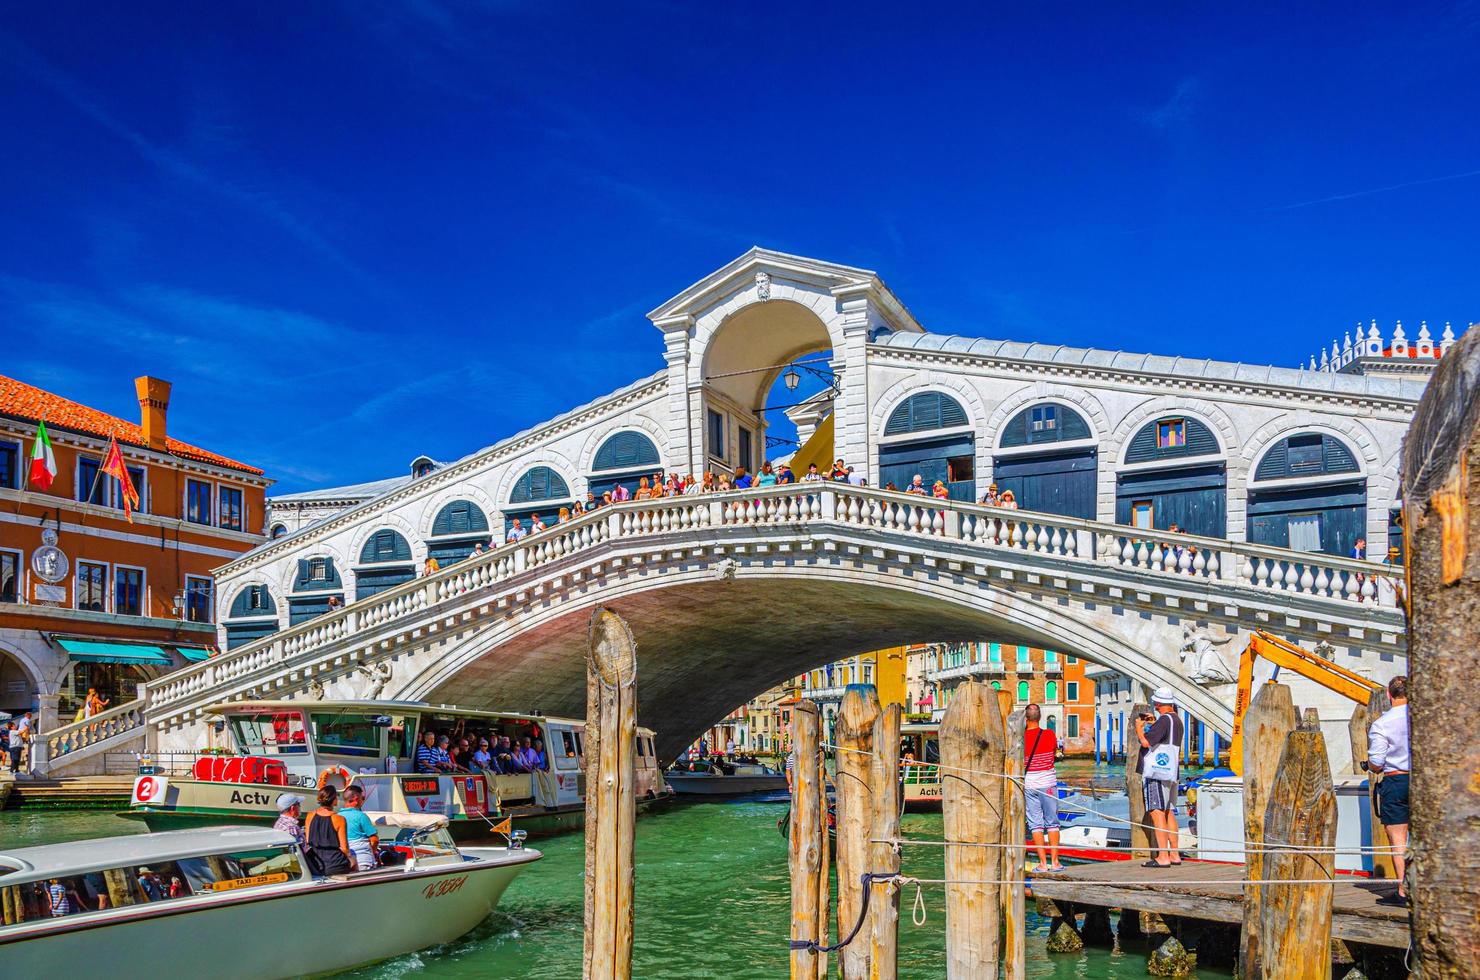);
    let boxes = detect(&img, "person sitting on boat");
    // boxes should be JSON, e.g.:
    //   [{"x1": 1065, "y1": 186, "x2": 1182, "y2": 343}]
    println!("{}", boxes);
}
[
  {"x1": 471, "y1": 739, "x2": 493, "y2": 771},
  {"x1": 273, "y1": 793, "x2": 307, "y2": 847},
  {"x1": 415, "y1": 730, "x2": 453, "y2": 774},
  {"x1": 516, "y1": 737, "x2": 540, "y2": 772},
  {"x1": 440, "y1": 735, "x2": 470, "y2": 773},
  {"x1": 531, "y1": 737, "x2": 548, "y2": 770},
  {"x1": 494, "y1": 735, "x2": 525, "y2": 774},
  {"x1": 340, "y1": 784, "x2": 380, "y2": 871},
  {"x1": 304, "y1": 785, "x2": 354, "y2": 876}
]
